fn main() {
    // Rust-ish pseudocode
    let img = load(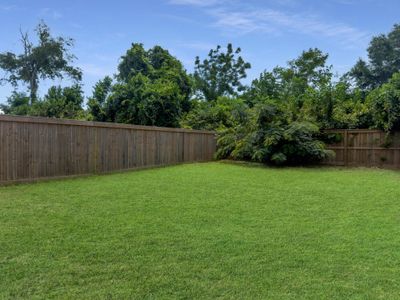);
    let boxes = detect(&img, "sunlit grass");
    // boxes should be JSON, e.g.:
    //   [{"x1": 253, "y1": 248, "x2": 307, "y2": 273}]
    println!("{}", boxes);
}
[{"x1": 1, "y1": 162, "x2": 400, "y2": 299}]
